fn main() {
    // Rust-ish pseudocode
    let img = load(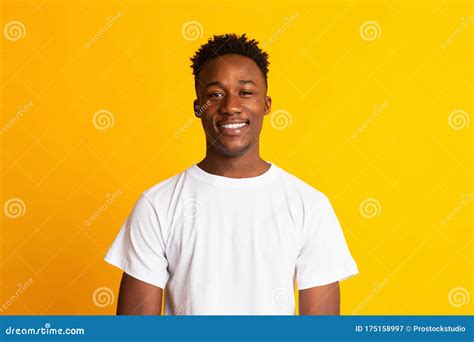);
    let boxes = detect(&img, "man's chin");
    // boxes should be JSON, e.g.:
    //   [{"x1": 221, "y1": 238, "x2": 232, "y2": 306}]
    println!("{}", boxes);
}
[{"x1": 217, "y1": 143, "x2": 251, "y2": 157}]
